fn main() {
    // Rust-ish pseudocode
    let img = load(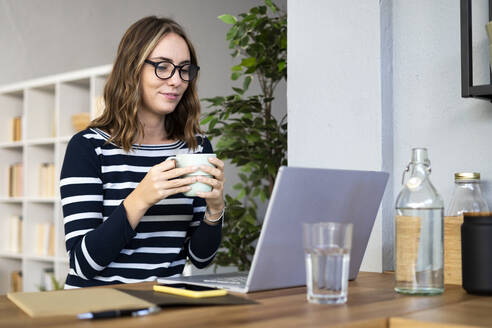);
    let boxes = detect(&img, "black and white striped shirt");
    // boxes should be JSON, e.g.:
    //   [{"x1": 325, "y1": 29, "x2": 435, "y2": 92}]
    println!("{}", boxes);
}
[{"x1": 60, "y1": 128, "x2": 221, "y2": 289}]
